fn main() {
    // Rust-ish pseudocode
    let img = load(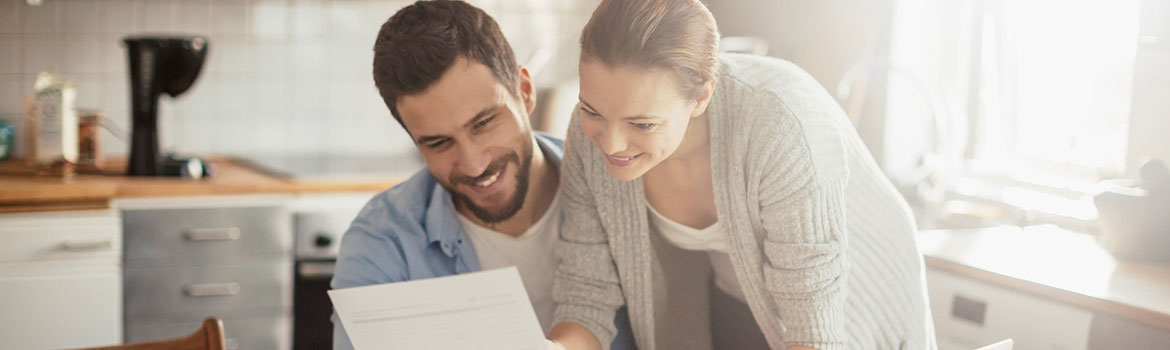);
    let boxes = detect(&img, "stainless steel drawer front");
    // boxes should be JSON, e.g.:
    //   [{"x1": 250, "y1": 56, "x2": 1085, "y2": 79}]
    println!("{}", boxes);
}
[
  {"x1": 124, "y1": 262, "x2": 292, "y2": 318},
  {"x1": 123, "y1": 207, "x2": 291, "y2": 268}
]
